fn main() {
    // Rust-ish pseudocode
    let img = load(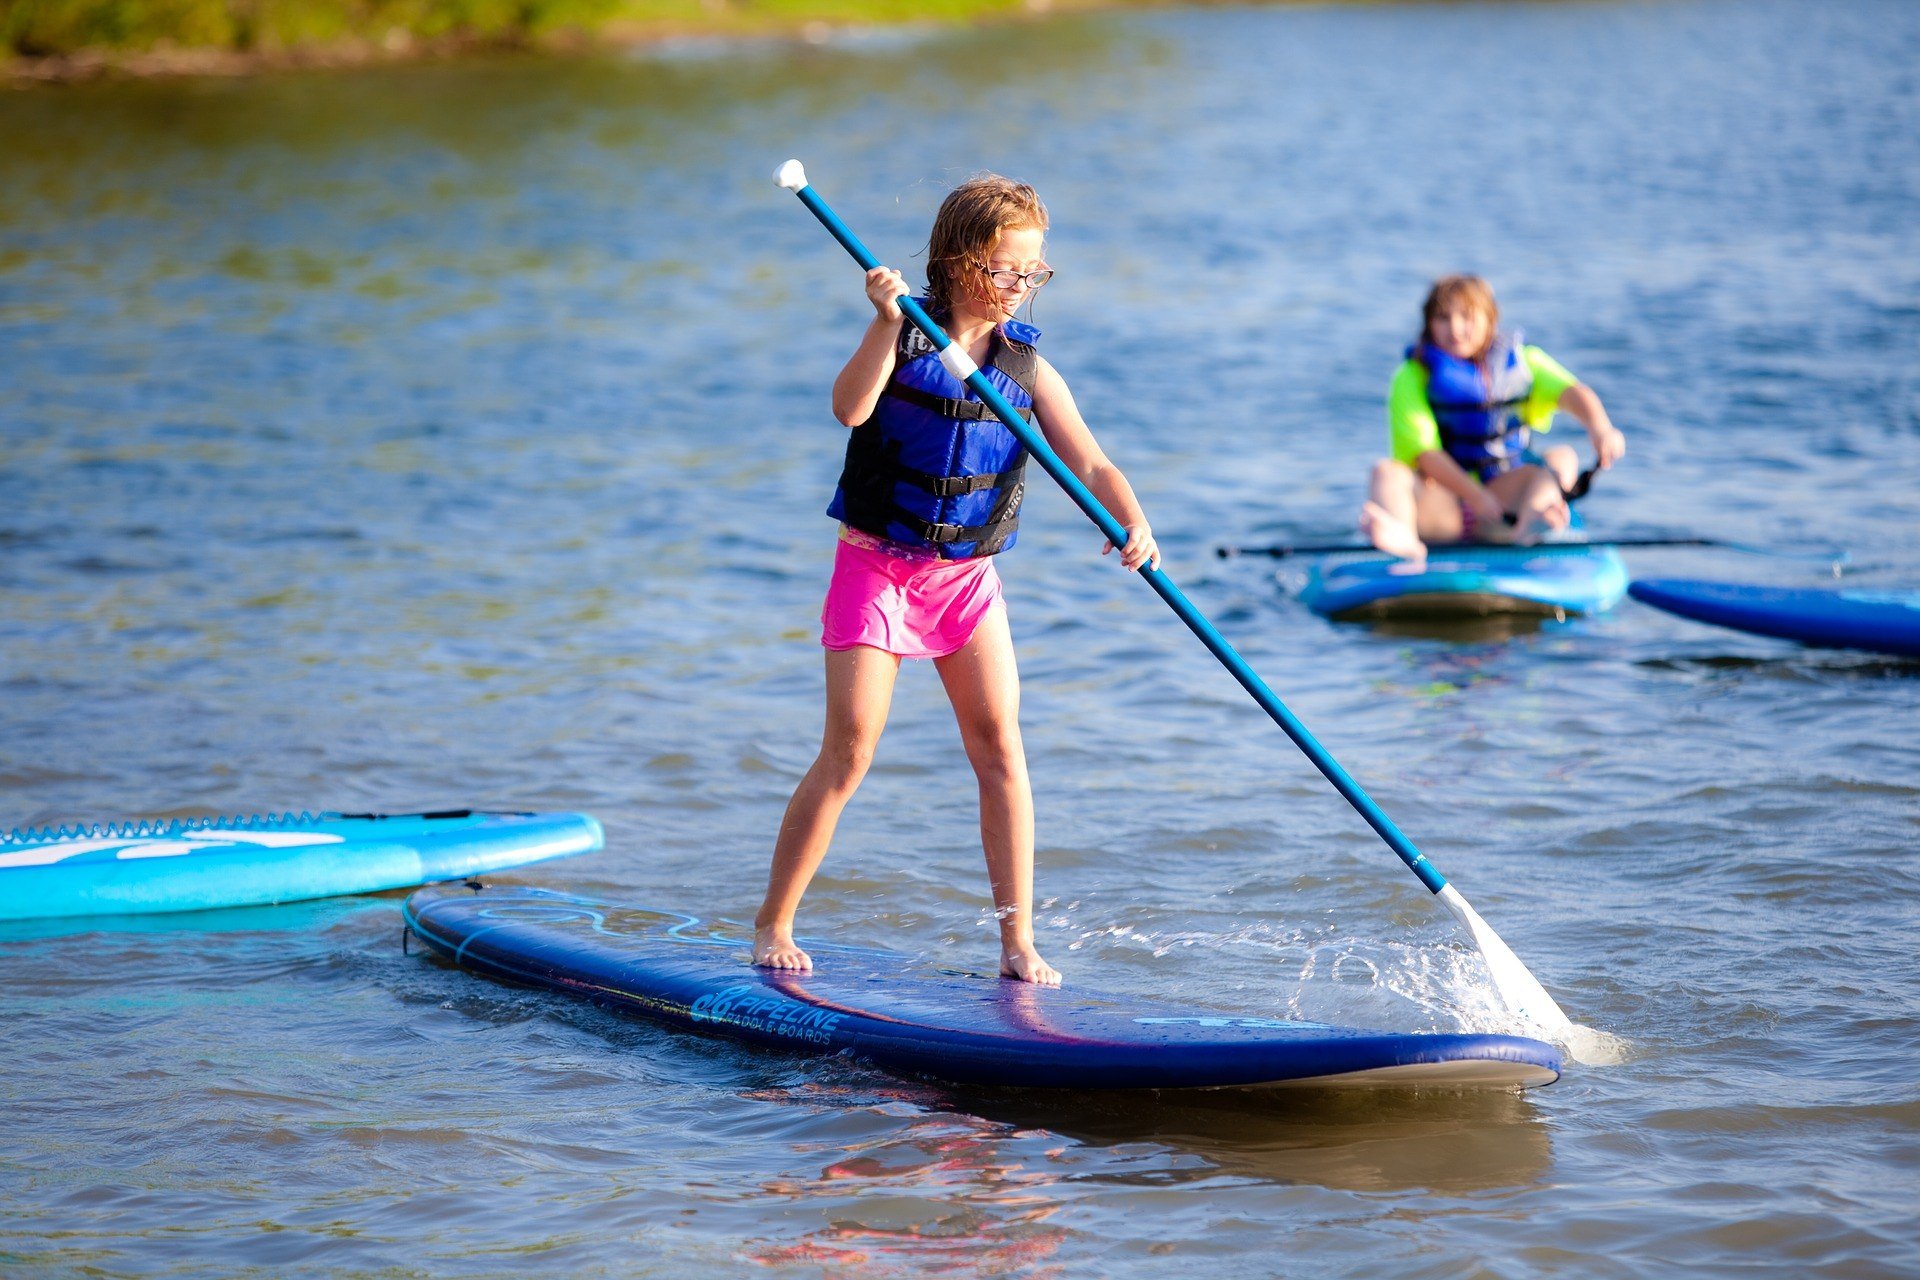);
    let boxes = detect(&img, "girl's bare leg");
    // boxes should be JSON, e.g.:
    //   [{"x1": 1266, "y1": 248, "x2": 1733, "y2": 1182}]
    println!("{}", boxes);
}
[
  {"x1": 1412, "y1": 473, "x2": 1468, "y2": 545},
  {"x1": 933, "y1": 605, "x2": 1059, "y2": 986},
  {"x1": 1360, "y1": 458, "x2": 1427, "y2": 561},
  {"x1": 1487, "y1": 464, "x2": 1569, "y2": 536},
  {"x1": 754, "y1": 644, "x2": 900, "y2": 971},
  {"x1": 1540, "y1": 444, "x2": 1579, "y2": 493}
]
